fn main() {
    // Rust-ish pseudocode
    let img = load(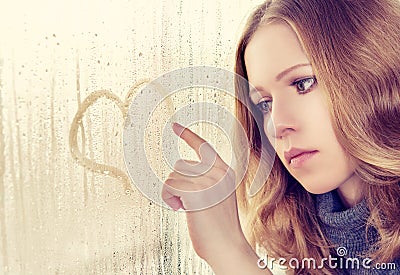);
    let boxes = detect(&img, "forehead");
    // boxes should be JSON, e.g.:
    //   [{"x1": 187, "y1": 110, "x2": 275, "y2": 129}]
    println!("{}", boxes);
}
[{"x1": 244, "y1": 21, "x2": 310, "y2": 83}]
